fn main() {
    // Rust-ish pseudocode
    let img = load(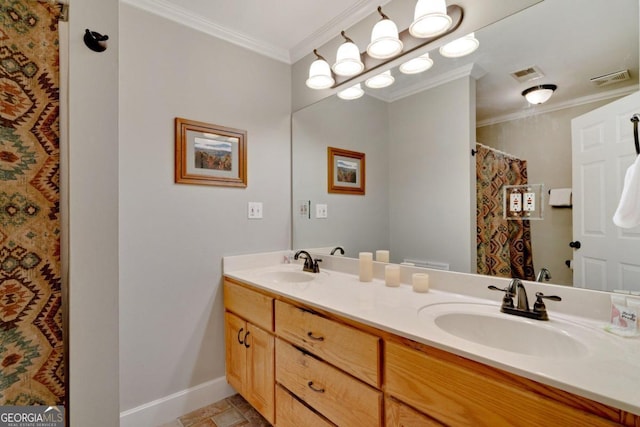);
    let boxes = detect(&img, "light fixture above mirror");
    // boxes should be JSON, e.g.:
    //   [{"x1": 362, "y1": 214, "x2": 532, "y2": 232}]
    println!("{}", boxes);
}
[
  {"x1": 305, "y1": 49, "x2": 334, "y2": 90},
  {"x1": 333, "y1": 31, "x2": 364, "y2": 77},
  {"x1": 367, "y1": 7, "x2": 403, "y2": 59},
  {"x1": 410, "y1": 0, "x2": 453, "y2": 38},
  {"x1": 439, "y1": 32, "x2": 479, "y2": 57}
]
